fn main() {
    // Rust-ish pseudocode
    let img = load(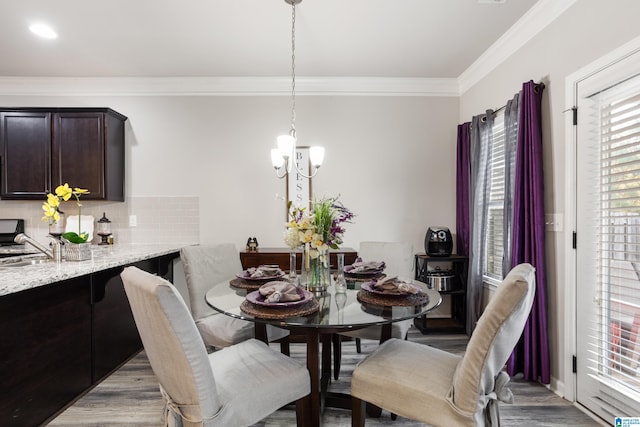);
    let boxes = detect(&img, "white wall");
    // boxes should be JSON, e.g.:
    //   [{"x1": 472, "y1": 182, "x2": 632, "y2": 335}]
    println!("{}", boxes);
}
[
  {"x1": 0, "y1": 94, "x2": 458, "y2": 257},
  {"x1": 459, "y1": 0, "x2": 640, "y2": 397}
]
